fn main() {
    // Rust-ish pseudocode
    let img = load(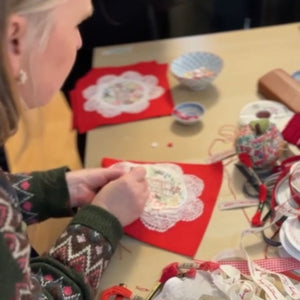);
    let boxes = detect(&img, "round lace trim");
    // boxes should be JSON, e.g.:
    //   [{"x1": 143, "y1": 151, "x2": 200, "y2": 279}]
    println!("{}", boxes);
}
[
  {"x1": 82, "y1": 71, "x2": 164, "y2": 118},
  {"x1": 113, "y1": 162, "x2": 204, "y2": 232}
]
